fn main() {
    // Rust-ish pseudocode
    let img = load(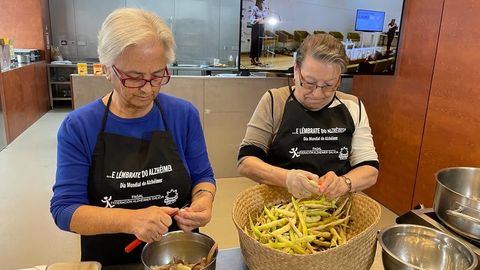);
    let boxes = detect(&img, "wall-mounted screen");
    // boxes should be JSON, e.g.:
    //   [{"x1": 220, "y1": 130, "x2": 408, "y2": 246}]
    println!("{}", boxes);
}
[
  {"x1": 239, "y1": 0, "x2": 405, "y2": 75},
  {"x1": 355, "y1": 9, "x2": 385, "y2": 32}
]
